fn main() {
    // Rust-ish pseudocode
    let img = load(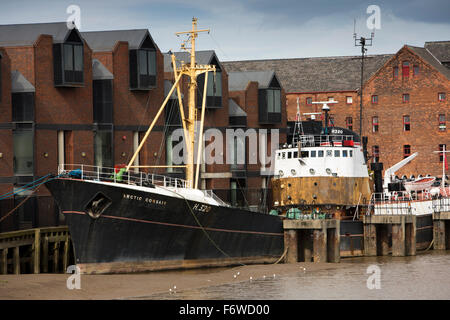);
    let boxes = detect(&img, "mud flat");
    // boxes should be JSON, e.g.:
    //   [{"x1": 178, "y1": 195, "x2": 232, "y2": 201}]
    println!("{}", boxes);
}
[{"x1": 0, "y1": 262, "x2": 348, "y2": 300}]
